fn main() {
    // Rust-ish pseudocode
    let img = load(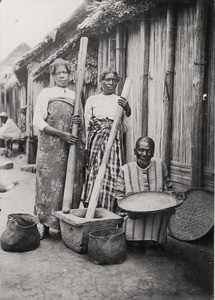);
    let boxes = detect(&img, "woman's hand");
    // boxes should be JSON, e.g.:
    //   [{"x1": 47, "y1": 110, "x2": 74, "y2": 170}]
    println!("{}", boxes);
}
[
  {"x1": 70, "y1": 115, "x2": 82, "y2": 126},
  {"x1": 118, "y1": 97, "x2": 131, "y2": 117},
  {"x1": 170, "y1": 190, "x2": 186, "y2": 201},
  {"x1": 60, "y1": 132, "x2": 78, "y2": 145}
]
